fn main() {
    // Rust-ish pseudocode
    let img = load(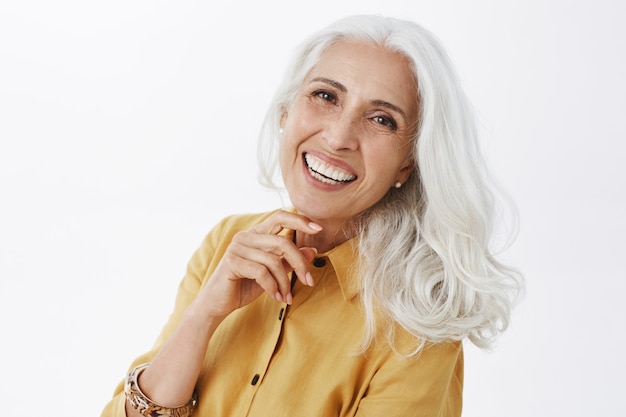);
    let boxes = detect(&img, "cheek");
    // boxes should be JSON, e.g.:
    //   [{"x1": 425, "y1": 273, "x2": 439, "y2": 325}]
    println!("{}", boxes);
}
[
  {"x1": 363, "y1": 146, "x2": 405, "y2": 179},
  {"x1": 284, "y1": 99, "x2": 324, "y2": 132},
  {"x1": 278, "y1": 132, "x2": 304, "y2": 180},
  {"x1": 278, "y1": 140, "x2": 293, "y2": 172},
  {"x1": 280, "y1": 112, "x2": 319, "y2": 166}
]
